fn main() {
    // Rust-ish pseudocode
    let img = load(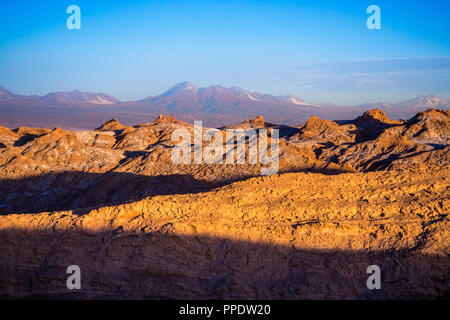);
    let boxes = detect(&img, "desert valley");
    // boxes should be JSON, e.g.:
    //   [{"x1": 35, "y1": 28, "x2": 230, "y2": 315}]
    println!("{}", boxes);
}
[{"x1": 0, "y1": 104, "x2": 448, "y2": 299}]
